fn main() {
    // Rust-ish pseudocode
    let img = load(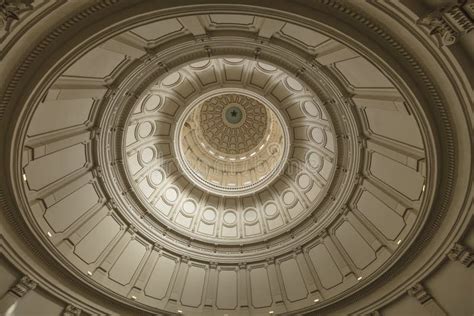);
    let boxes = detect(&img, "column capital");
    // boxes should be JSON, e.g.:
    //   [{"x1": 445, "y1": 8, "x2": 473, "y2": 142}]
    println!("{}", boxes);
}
[
  {"x1": 417, "y1": 0, "x2": 474, "y2": 46},
  {"x1": 63, "y1": 304, "x2": 82, "y2": 316},
  {"x1": 447, "y1": 243, "x2": 473, "y2": 267},
  {"x1": 10, "y1": 276, "x2": 37, "y2": 298},
  {"x1": 407, "y1": 283, "x2": 431, "y2": 304}
]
